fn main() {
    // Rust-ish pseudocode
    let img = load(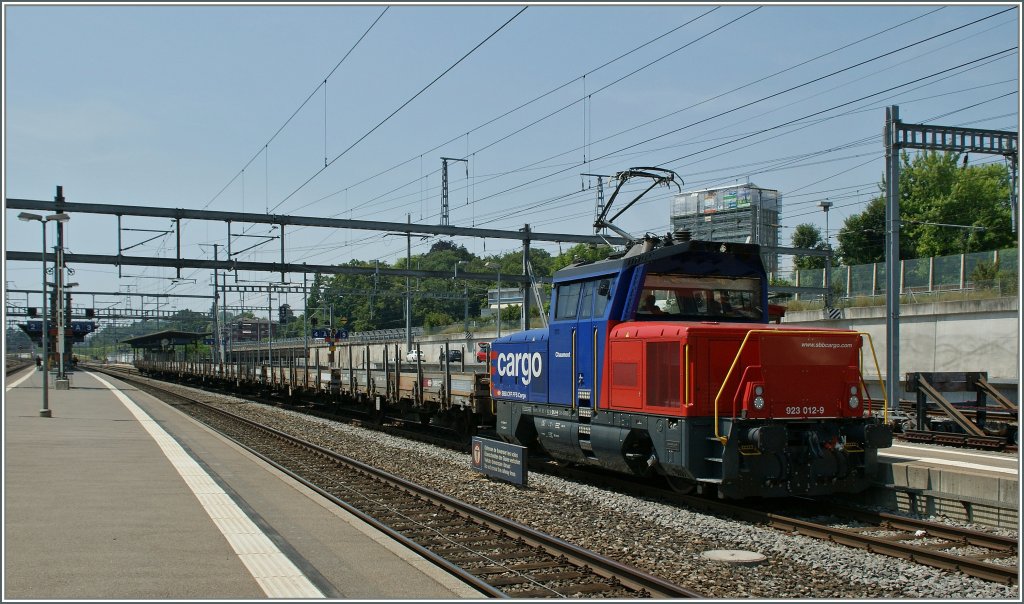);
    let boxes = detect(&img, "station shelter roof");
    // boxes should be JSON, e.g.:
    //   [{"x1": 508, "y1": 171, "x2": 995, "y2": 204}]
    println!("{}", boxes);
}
[{"x1": 119, "y1": 330, "x2": 210, "y2": 351}]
